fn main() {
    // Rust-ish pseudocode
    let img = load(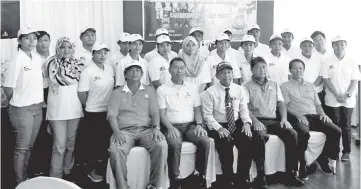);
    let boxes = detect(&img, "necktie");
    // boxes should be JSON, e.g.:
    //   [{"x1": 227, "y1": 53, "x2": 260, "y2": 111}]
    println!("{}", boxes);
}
[{"x1": 225, "y1": 87, "x2": 236, "y2": 134}]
